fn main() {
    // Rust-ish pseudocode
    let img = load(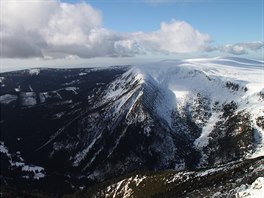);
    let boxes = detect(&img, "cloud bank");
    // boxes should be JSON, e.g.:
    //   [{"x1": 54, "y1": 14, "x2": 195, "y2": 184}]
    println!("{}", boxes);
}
[
  {"x1": 221, "y1": 41, "x2": 264, "y2": 55},
  {"x1": 0, "y1": 0, "x2": 212, "y2": 58},
  {"x1": 1, "y1": 0, "x2": 262, "y2": 59}
]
